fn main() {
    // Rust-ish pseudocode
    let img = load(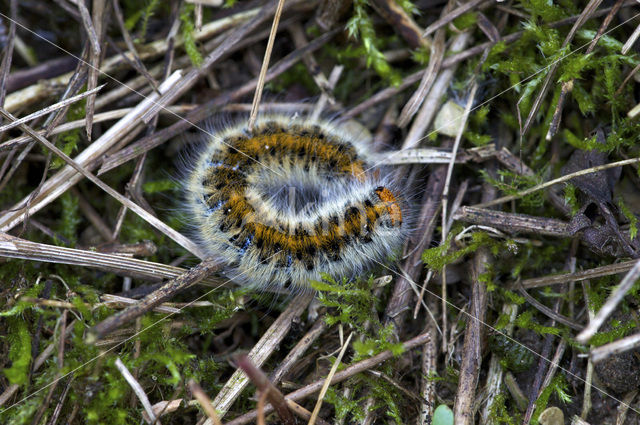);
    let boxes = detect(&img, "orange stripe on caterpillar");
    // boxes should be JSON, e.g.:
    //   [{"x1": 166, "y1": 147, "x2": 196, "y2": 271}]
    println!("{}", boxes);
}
[{"x1": 374, "y1": 187, "x2": 403, "y2": 226}]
